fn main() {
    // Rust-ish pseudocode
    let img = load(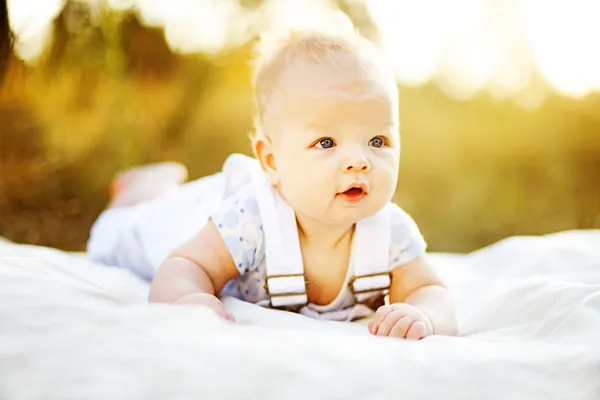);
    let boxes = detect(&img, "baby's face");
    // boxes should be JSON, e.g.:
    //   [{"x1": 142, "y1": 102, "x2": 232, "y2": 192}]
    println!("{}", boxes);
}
[{"x1": 261, "y1": 55, "x2": 400, "y2": 227}]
